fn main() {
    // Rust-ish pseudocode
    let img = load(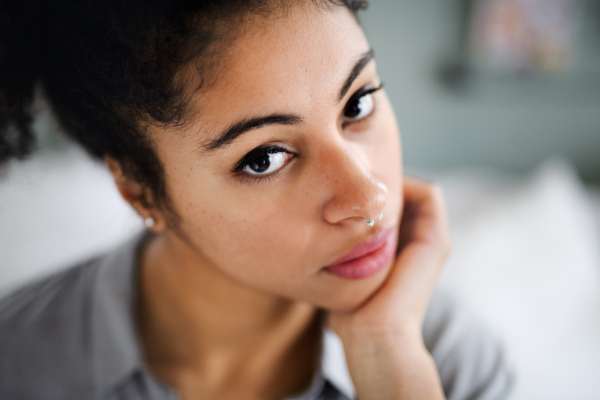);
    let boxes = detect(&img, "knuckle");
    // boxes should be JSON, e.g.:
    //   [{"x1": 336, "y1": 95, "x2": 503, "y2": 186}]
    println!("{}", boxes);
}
[
  {"x1": 428, "y1": 183, "x2": 444, "y2": 201},
  {"x1": 418, "y1": 181, "x2": 444, "y2": 202},
  {"x1": 422, "y1": 183, "x2": 447, "y2": 214},
  {"x1": 435, "y1": 229, "x2": 453, "y2": 256}
]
